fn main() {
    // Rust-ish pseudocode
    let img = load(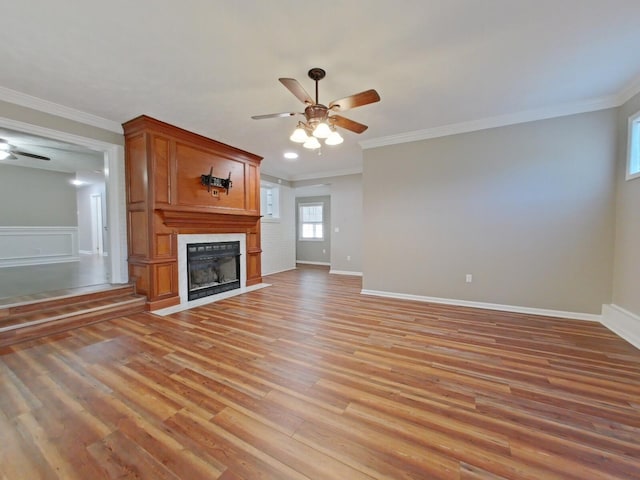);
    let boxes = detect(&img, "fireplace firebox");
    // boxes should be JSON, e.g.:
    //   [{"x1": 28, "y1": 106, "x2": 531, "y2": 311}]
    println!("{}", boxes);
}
[{"x1": 187, "y1": 241, "x2": 241, "y2": 301}]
